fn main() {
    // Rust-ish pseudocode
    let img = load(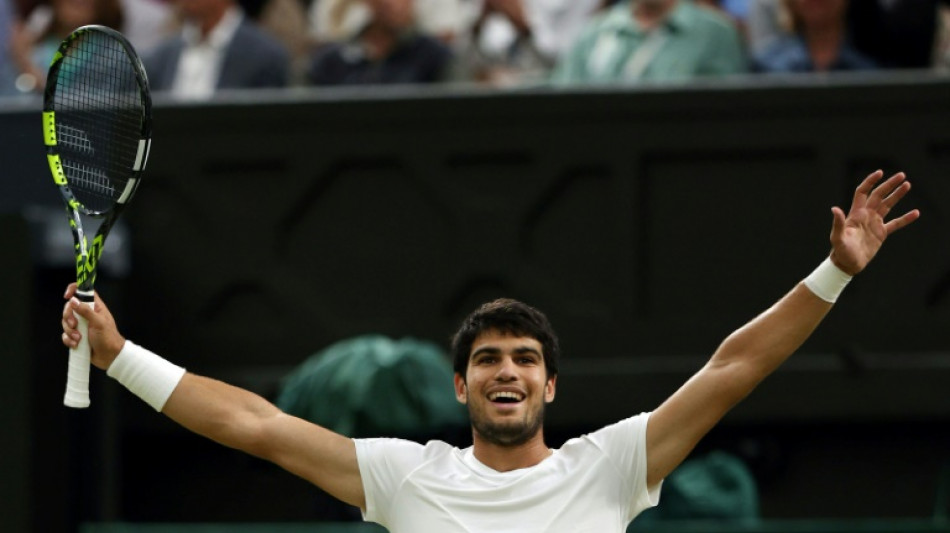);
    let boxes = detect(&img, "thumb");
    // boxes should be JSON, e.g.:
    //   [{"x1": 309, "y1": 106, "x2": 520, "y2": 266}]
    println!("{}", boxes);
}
[
  {"x1": 70, "y1": 296, "x2": 97, "y2": 322},
  {"x1": 830, "y1": 206, "x2": 846, "y2": 242}
]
